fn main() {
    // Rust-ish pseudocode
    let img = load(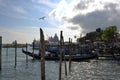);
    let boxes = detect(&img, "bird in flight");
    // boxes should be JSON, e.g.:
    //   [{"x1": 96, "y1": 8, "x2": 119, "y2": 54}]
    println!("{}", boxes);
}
[{"x1": 39, "y1": 16, "x2": 46, "y2": 20}]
